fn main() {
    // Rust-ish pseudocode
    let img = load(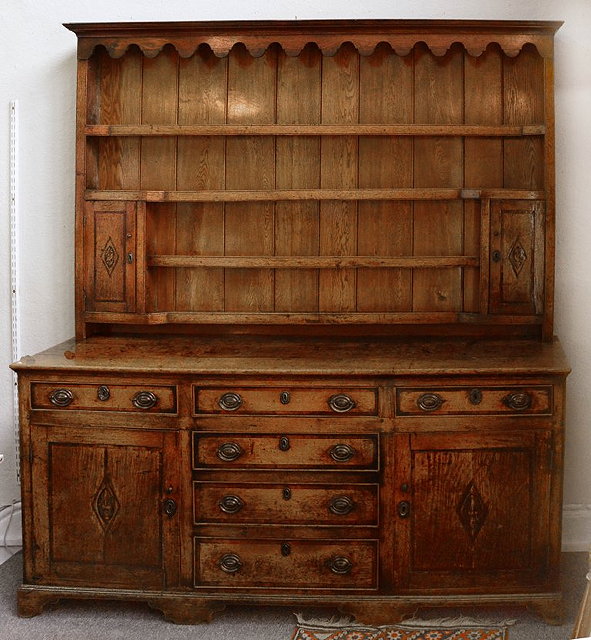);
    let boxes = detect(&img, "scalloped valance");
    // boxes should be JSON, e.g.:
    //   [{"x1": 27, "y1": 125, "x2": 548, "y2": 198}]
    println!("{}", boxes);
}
[{"x1": 65, "y1": 19, "x2": 562, "y2": 60}]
